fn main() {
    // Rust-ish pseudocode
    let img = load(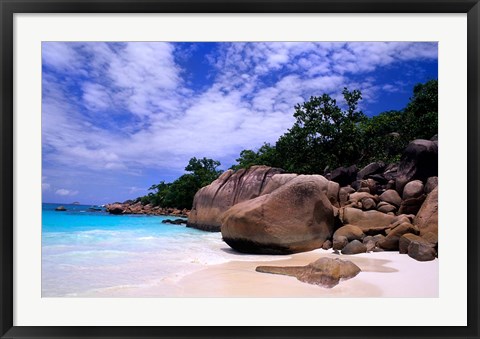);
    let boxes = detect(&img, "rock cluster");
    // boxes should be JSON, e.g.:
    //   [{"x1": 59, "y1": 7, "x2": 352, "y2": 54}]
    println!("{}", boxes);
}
[
  {"x1": 188, "y1": 137, "x2": 438, "y2": 261},
  {"x1": 105, "y1": 202, "x2": 189, "y2": 217}
]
